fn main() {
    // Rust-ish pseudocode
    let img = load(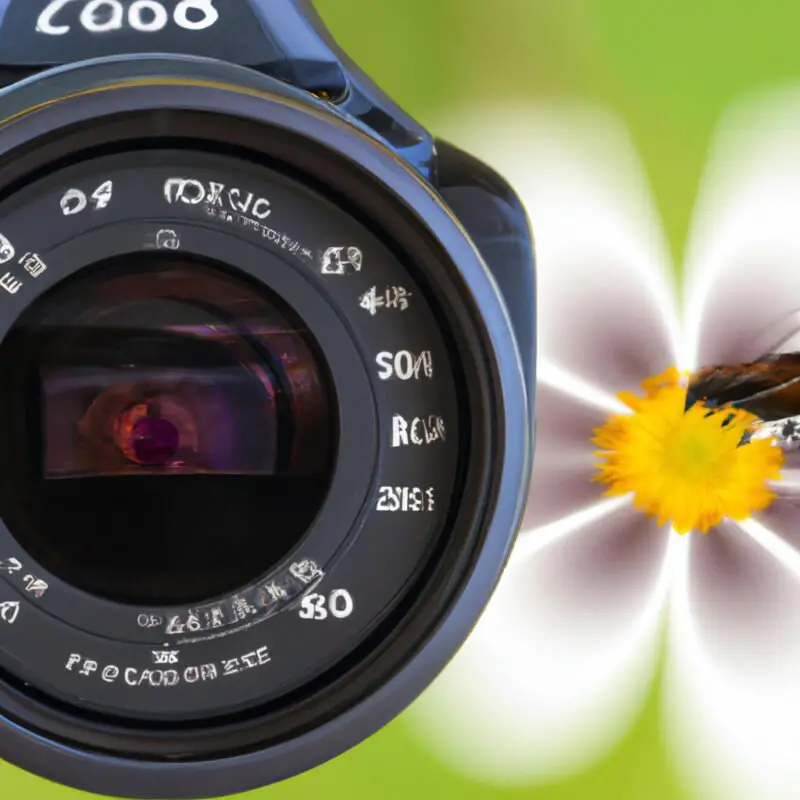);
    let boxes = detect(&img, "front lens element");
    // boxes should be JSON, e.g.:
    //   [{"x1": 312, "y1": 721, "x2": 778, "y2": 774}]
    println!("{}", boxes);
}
[{"x1": 0, "y1": 255, "x2": 336, "y2": 606}]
